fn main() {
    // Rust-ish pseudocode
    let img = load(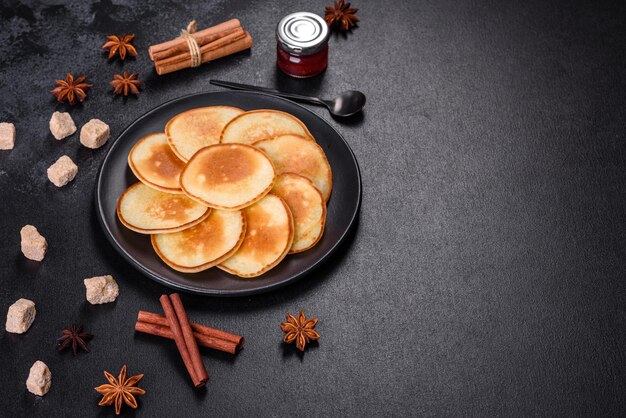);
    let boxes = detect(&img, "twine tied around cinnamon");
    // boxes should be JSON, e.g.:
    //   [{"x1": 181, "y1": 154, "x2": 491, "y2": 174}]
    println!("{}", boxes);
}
[
  {"x1": 180, "y1": 20, "x2": 202, "y2": 67},
  {"x1": 148, "y1": 19, "x2": 253, "y2": 75}
]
